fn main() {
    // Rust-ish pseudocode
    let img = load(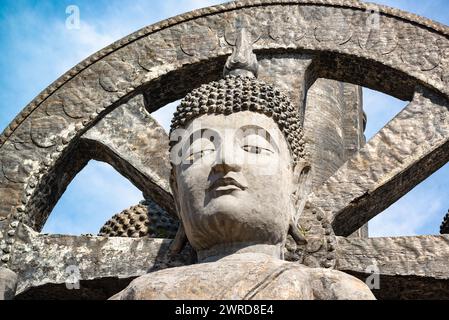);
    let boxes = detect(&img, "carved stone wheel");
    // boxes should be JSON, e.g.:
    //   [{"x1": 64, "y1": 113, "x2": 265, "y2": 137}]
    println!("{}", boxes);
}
[{"x1": 1, "y1": 0, "x2": 449, "y2": 299}]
